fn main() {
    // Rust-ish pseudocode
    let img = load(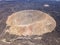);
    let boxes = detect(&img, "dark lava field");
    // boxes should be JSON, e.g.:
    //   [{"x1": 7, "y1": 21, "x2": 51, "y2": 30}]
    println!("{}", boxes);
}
[{"x1": 0, "y1": 0, "x2": 60, "y2": 45}]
